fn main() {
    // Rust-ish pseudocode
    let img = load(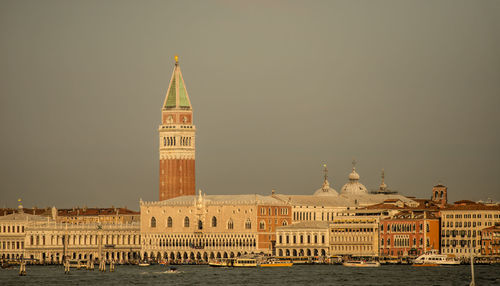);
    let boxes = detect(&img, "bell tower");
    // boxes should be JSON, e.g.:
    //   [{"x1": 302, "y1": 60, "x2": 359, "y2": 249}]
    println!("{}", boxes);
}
[
  {"x1": 431, "y1": 184, "x2": 447, "y2": 207},
  {"x1": 159, "y1": 56, "x2": 196, "y2": 200}
]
